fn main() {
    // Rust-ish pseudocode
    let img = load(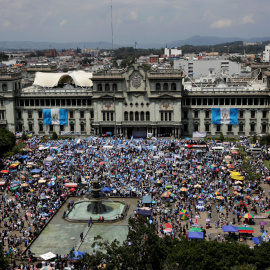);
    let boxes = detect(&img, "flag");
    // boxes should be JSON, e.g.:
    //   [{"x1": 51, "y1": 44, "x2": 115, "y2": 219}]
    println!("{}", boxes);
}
[
  {"x1": 212, "y1": 108, "x2": 238, "y2": 125},
  {"x1": 43, "y1": 109, "x2": 68, "y2": 125}
]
